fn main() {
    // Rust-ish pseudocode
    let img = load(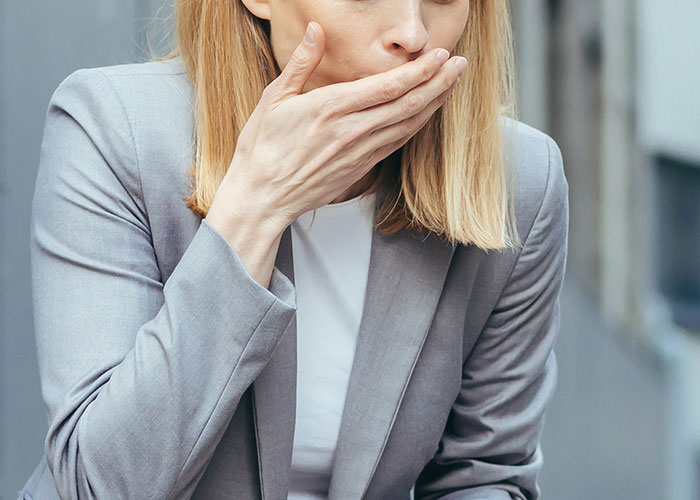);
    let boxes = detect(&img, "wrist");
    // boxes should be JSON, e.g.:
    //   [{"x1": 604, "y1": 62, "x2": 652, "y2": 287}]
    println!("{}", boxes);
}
[{"x1": 205, "y1": 198, "x2": 286, "y2": 244}]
